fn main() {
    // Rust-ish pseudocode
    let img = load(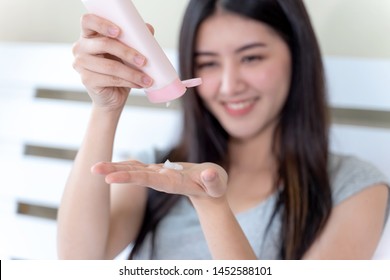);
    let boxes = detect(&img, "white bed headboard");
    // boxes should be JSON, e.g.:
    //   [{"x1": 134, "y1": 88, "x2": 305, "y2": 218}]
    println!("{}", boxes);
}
[{"x1": 325, "y1": 56, "x2": 390, "y2": 178}]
